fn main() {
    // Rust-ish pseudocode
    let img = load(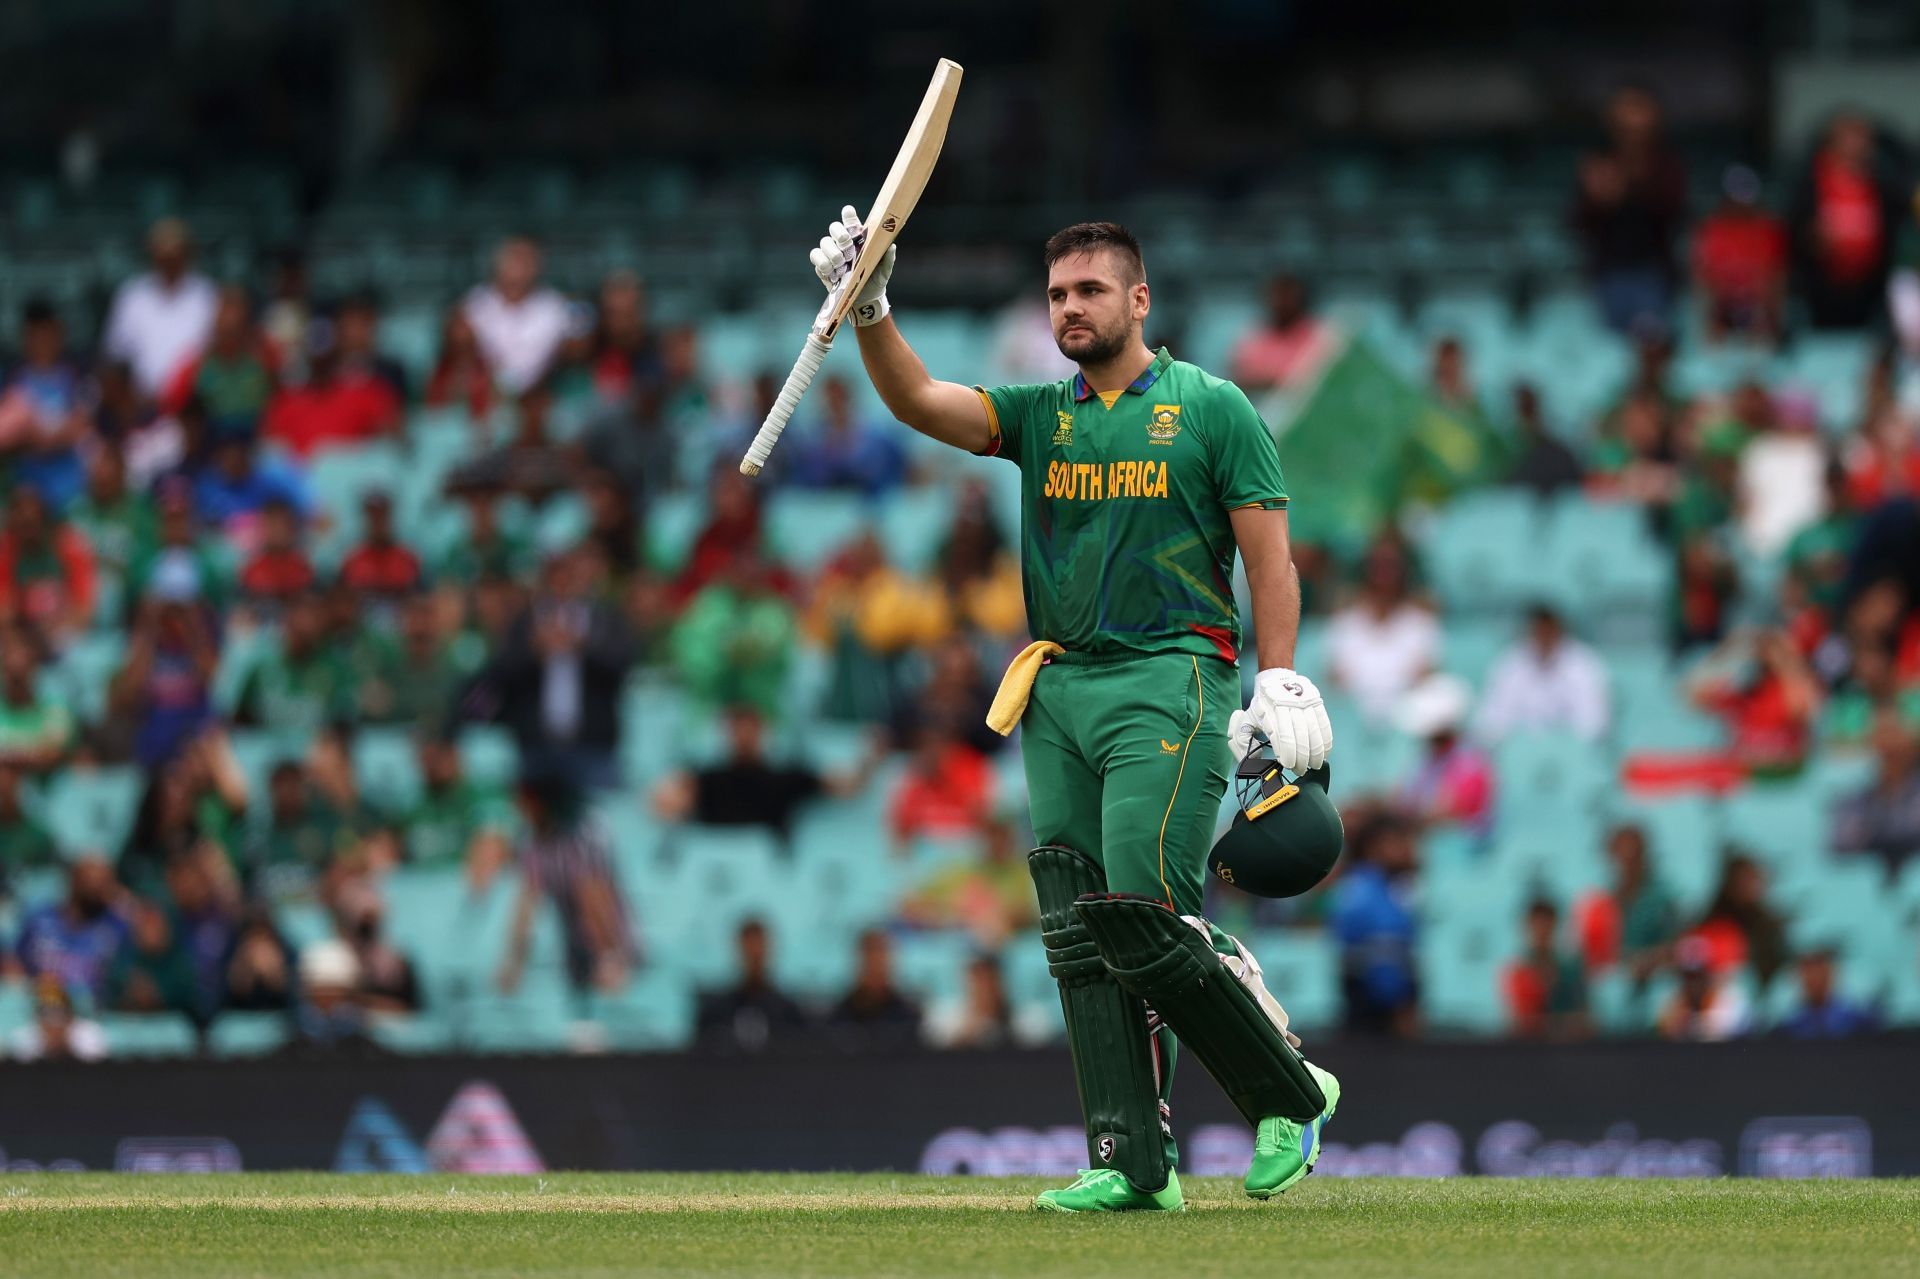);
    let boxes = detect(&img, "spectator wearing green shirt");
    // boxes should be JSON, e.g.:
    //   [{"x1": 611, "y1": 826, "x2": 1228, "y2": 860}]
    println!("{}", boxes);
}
[
  {"x1": 1784, "y1": 461, "x2": 1857, "y2": 614},
  {"x1": 0, "y1": 484, "x2": 97, "y2": 646},
  {"x1": 246, "y1": 759, "x2": 360, "y2": 903},
  {"x1": 0, "y1": 627, "x2": 71, "y2": 773},
  {"x1": 234, "y1": 592, "x2": 355, "y2": 735},
  {"x1": 0, "y1": 761, "x2": 58, "y2": 889},
  {"x1": 402, "y1": 735, "x2": 513, "y2": 885},
  {"x1": 107, "y1": 898, "x2": 209, "y2": 1027},
  {"x1": 119, "y1": 730, "x2": 250, "y2": 895},
  {"x1": 670, "y1": 552, "x2": 794, "y2": 719},
  {"x1": 67, "y1": 446, "x2": 156, "y2": 587},
  {"x1": 434, "y1": 486, "x2": 534, "y2": 589},
  {"x1": 126, "y1": 480, "x2": 229, "y2": 617},
  {"x1": 358, "y1": 594, "x2": 475, "y2": 733}
]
